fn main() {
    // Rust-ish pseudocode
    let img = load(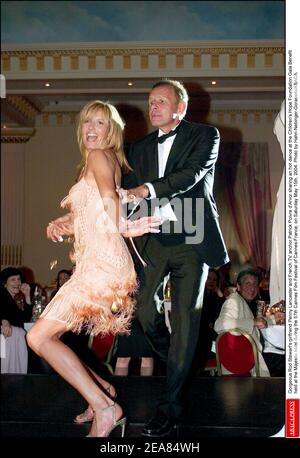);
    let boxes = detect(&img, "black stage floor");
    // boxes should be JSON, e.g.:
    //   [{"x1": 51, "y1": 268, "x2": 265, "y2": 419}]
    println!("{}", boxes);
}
[{"x1": 1, "y1": 374, "x2": 285, "y2": 440}]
